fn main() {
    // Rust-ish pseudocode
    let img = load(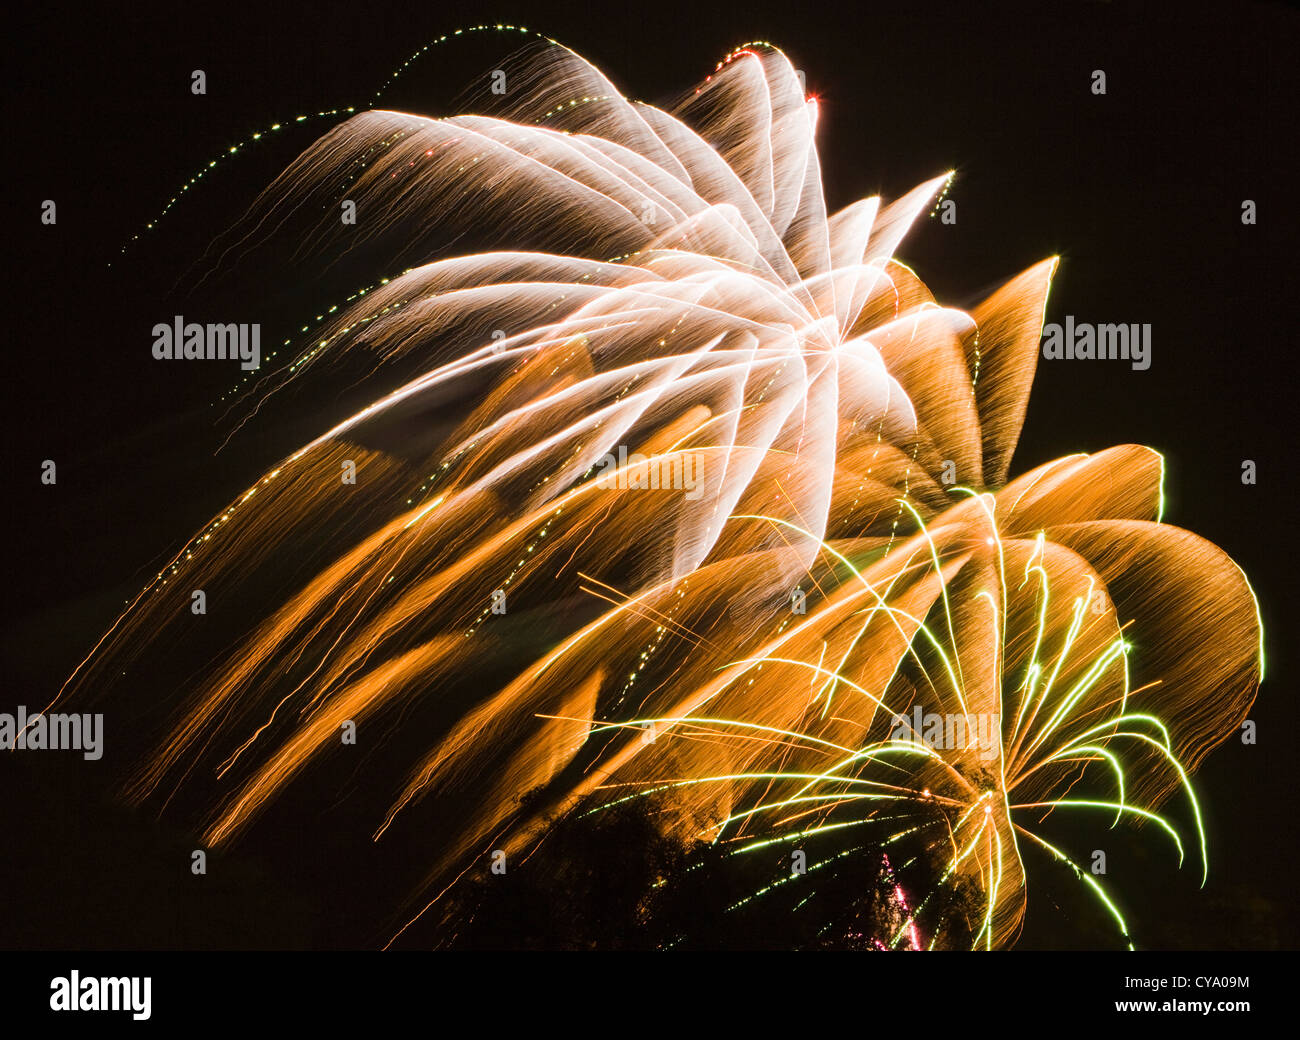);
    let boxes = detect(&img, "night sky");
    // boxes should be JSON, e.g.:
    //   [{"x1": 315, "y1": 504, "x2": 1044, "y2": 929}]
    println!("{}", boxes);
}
[{"x1": 3, "y1": 0, "x2": 1296, "y2": 950}]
